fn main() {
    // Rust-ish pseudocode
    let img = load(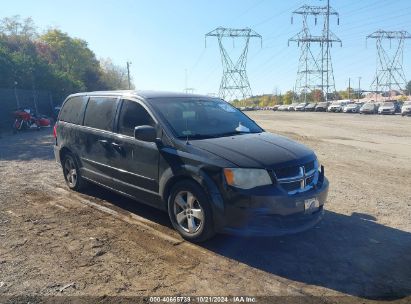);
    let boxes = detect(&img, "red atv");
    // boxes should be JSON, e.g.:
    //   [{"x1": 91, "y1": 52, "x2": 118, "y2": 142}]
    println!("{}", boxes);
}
[{"x1": 13, "y1": 108, "x2": 52, "y2": 133}]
